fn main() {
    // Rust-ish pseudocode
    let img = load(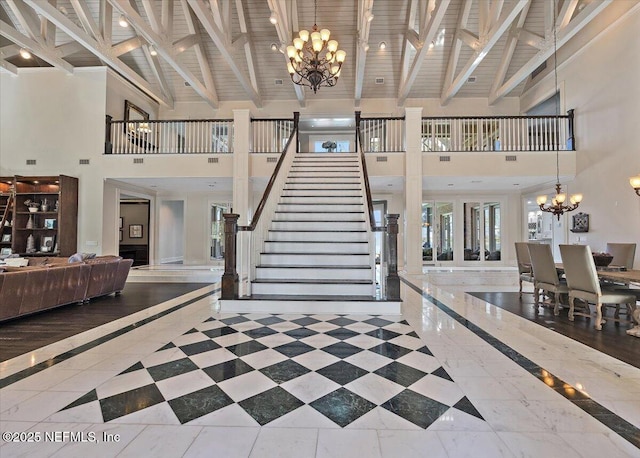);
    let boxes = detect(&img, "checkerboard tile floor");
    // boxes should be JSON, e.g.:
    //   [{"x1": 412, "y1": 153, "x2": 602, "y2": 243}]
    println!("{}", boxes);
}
[{"x1": 57, "y1": 313, "x2": 484, "y2": 429}]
